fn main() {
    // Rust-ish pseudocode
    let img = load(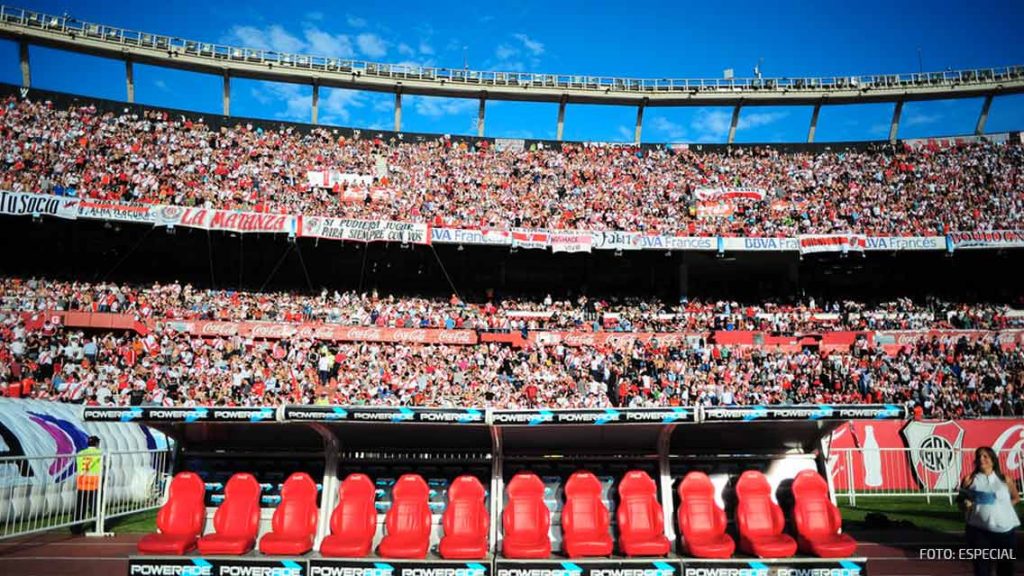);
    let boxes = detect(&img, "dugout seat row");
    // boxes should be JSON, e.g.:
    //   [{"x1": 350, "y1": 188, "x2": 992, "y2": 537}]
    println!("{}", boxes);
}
[
  {"x1": 139, "y1": 468, "x2": 854, "y2": 560},
  {"x1": 680, "y1": 470, "x2": 856, "y2": 559},
  {"x1": 138, "y1": 472, "x2": 319, "y2": 556},
  {"x1": 138, "y1": 471, "x2": 489, "y2": 559},
  {"x1": 504, "y1": 469, "x2": 856, "y2": 559},
  {"x1": 503, "y1": 470, "x2": 669, "y2": 559}
]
